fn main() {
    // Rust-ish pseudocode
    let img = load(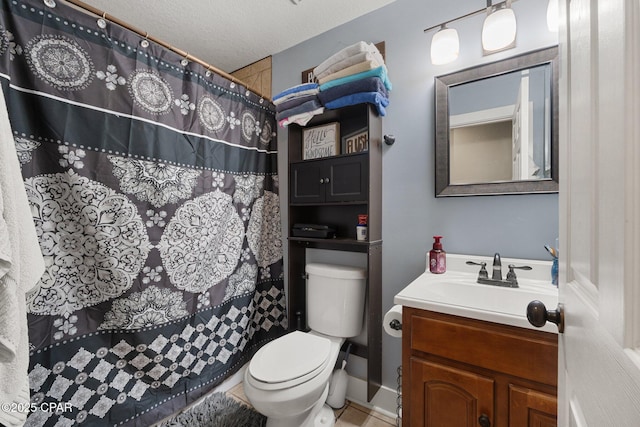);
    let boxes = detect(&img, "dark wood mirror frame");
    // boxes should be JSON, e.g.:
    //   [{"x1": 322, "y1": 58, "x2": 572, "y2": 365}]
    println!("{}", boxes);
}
[{"x1": 434, "y1": 46, "x2": 559, "y2": 197}]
